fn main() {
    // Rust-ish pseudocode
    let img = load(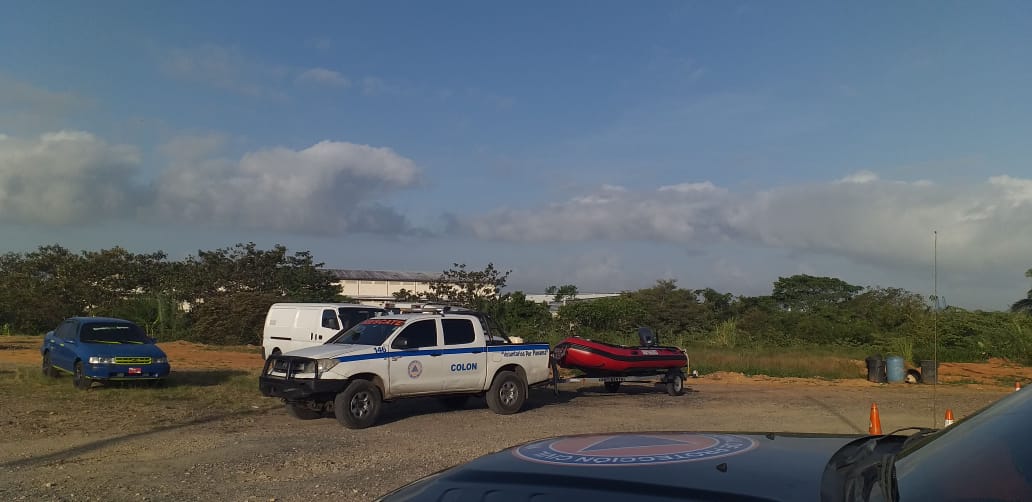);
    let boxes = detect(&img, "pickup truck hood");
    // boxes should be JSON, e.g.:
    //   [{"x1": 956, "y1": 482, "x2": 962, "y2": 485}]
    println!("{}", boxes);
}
[
  {"x1": 282, "y1": 343, "x2": 375, "y2": 360},
  {"x1": 381, "y1": 432, "x2": 866, "y2": 501}
]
